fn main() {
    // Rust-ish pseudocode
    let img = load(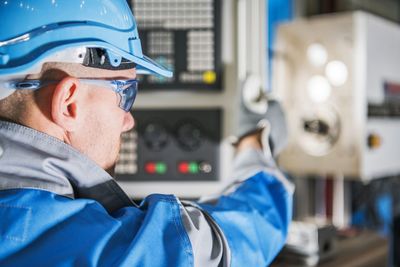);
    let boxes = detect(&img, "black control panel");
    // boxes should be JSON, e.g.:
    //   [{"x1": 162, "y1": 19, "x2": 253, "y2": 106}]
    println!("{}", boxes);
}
[
  {"x1": 129, "y1": 0, "x2": 222, "y2": 90},
  {"x1": 116, "y1": 109, "x2": 221, "y2": 181},
  {"x1": 117, "y1": 1, "x2": 224, "y2": 184}
]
